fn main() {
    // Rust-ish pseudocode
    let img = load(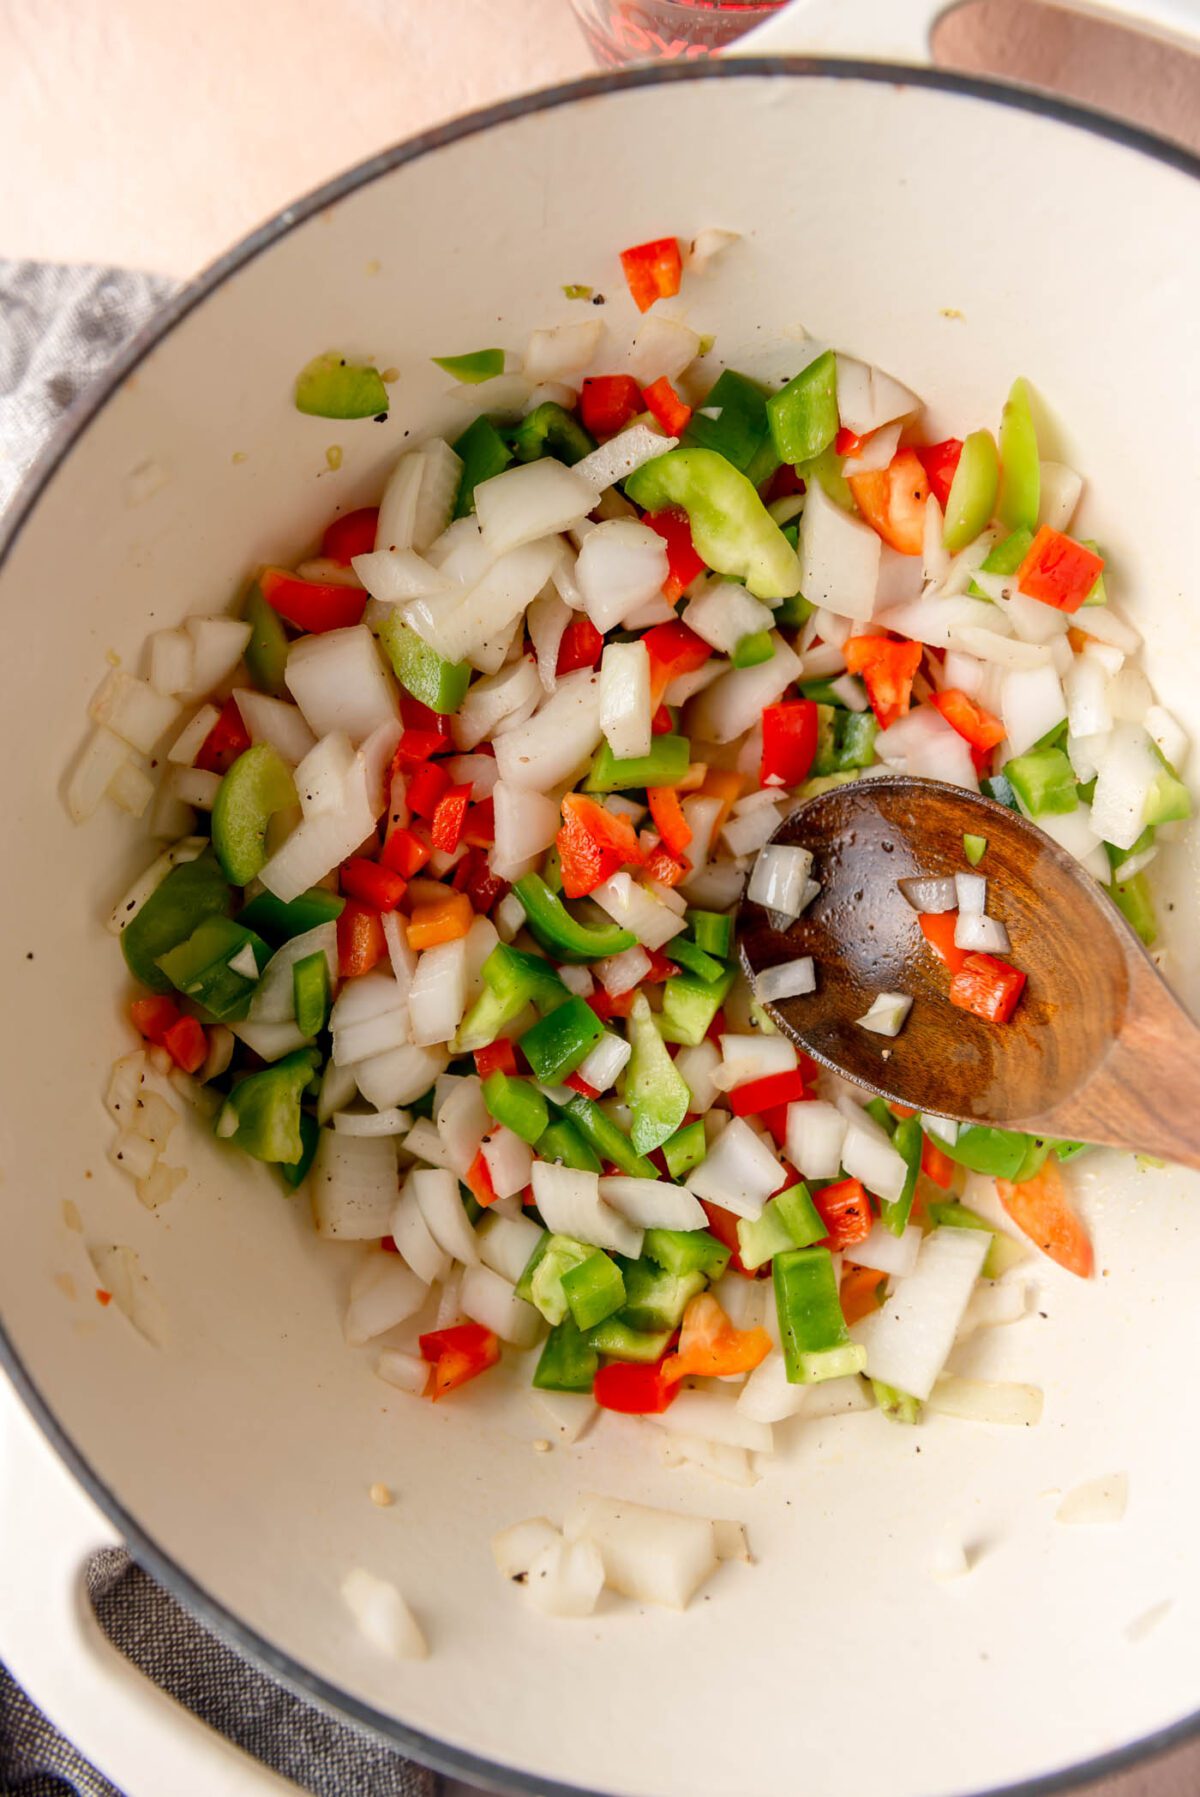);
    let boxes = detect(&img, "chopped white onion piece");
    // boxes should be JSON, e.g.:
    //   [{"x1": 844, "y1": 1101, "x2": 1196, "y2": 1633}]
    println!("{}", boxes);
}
[
  {"x1": 675, "y1": 1040, "x2": 722, "y2": 1114},
  {"x1": 89, "y1": 671, "x2": 180, "y2": 756},
  {"x1": 376, "y1": 1348, "x2": 429, "y2": 1396},
  {"x1": 524, "y1": 1536, "x2": 606, "y2": 1619},
  {"x1": 474, "y1": 458, "x2": 598, "y2": 557},
  {"x1": 493, "y1": 668, "x2": 603, "y2": 792},
  {"x1": 754, "y1": 957, "x2": 816, "y2": 1002},
  {"x1": 480, "y1": 1127, "x2": 534, "y2": 1203},
  {"x1": 898, "y1": 875, "x2": 957, "y2": 914},
  {"x1": 599, "y1": 1176, "x2": 706, "y2": 1231},
  {"x1": 492, "y1": 1517, "x2": 561, "y2": 1582},
  {"x1": 182, "y1": 616, "x2": 252, "y2": 697},
  {"x1": 344, "y1": 1253, "x2": 427, "y2": 1346},
  {"x1": 285, "y1": 626, "x2": 398, "y2": 745},
  {"x1": 311, "y1": 1133, "x2": 399, "y2": 1240},
  {"x1": 577, "y1": 520, "x2": 670, "y2": 634},
  {"x1": 412, "y1": 1167, "x2": 480, "y2": 1265},
  {"x1": 736, "y1": 1351, "x2": 809, "y2": 1423},
  {"x1": 688, "y1": 635, "x2": 803, "y2": 742},
  {"x1": 928, "y1": 1376, "x2": 1044, "y2": 1427},
  {"x1": 590, "y1": 872, "x2": 686, "y2": 950},
  {"x1": 835, "y1": 354, "x2": 920, "y2": 434},
  {"x1": 747, "y1": 844, "x2": 814, "y2": 920},
  {"x1": 853, "y1": 1227, "x2": 989, "y2": 1400},
  {"x1": 524, "y1": 319, "x2": 604, "y2": 381},
  {"x1": 785, "y1": 1100, "x2": 847, "y2": 1180},
  {"x1": 1055, "y1": 1472, "x2": 1128, "y2": 1524},
  {"x1": 389, "y1": 1178, "x2": 452, "y2": 1285},
  {"x1": 1037, "y1": 461, "x2": 1083, "y2": 532},
  {"x1": 682, "y1": 579, "x2": 774, "y2": 654},
  {"x1": 955, "y1": 872, "x2": 987, "y2": 916},
  {"x1": 685, "y1": 1117, "x2": 783, "y2": 1221},
  {"x1": 857, "y1": 992, "x2": 912, "y2": 1037},
  {"x1": 460, "y1": 1263, "x2": 542, "y2": 1347},
  {"x1": 530, "y1": 1163, "x2": 642, "y2": 1257},
  {"x1": 599, "y1": 639, "x2": 652, "y2": 761},
  {"x1": 576, "y1": 1032, "x2": 632, "y2": 1094},
  {"x1": 954, "y1": 913, "x2": 1011, "y2": 953},
  {"x1": 921, "y1": 1113, "x2": 959, "y2": 1145},
  {"x1": 651, "y1": 1389, "x2": 773, "y2": 1454},
  {"x1": 1001, "y1": 663, "x2": 1067, "y2": 759},
  {"x1": 564, "y1": 1494, "x2": 717, "y2": 1611},
  {"x1": 341, "y1": 1569, "x2": 427, "y2": 1661},
  {"x1": 851, "y1": 1220, "x2": 921, "y2": 1278},
  {"x1": 685, "y1": 226, "x2": 741, "y2": 274},
  {"x1": 841, "y1": 1119, "x2": 909, "y2": 1202},
  {"x1": 596, "y1": 945, "x2": 652, "y2": 996},
  {"x1": 876, "y1": 706, "x2": 979, "y2": 789},
  {"x1": 477, "y1": 1211, "x2": 544, "y2": 1286},
  {"x1": 627, "y1": 314, "x2": 702, "y2": 386},
  {"x1": 572, "y1": 424, "x2": 678, "y2": 494},
  {"x1": 716, "y1": 1034, "x2": 797, "y2": 1089}
]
